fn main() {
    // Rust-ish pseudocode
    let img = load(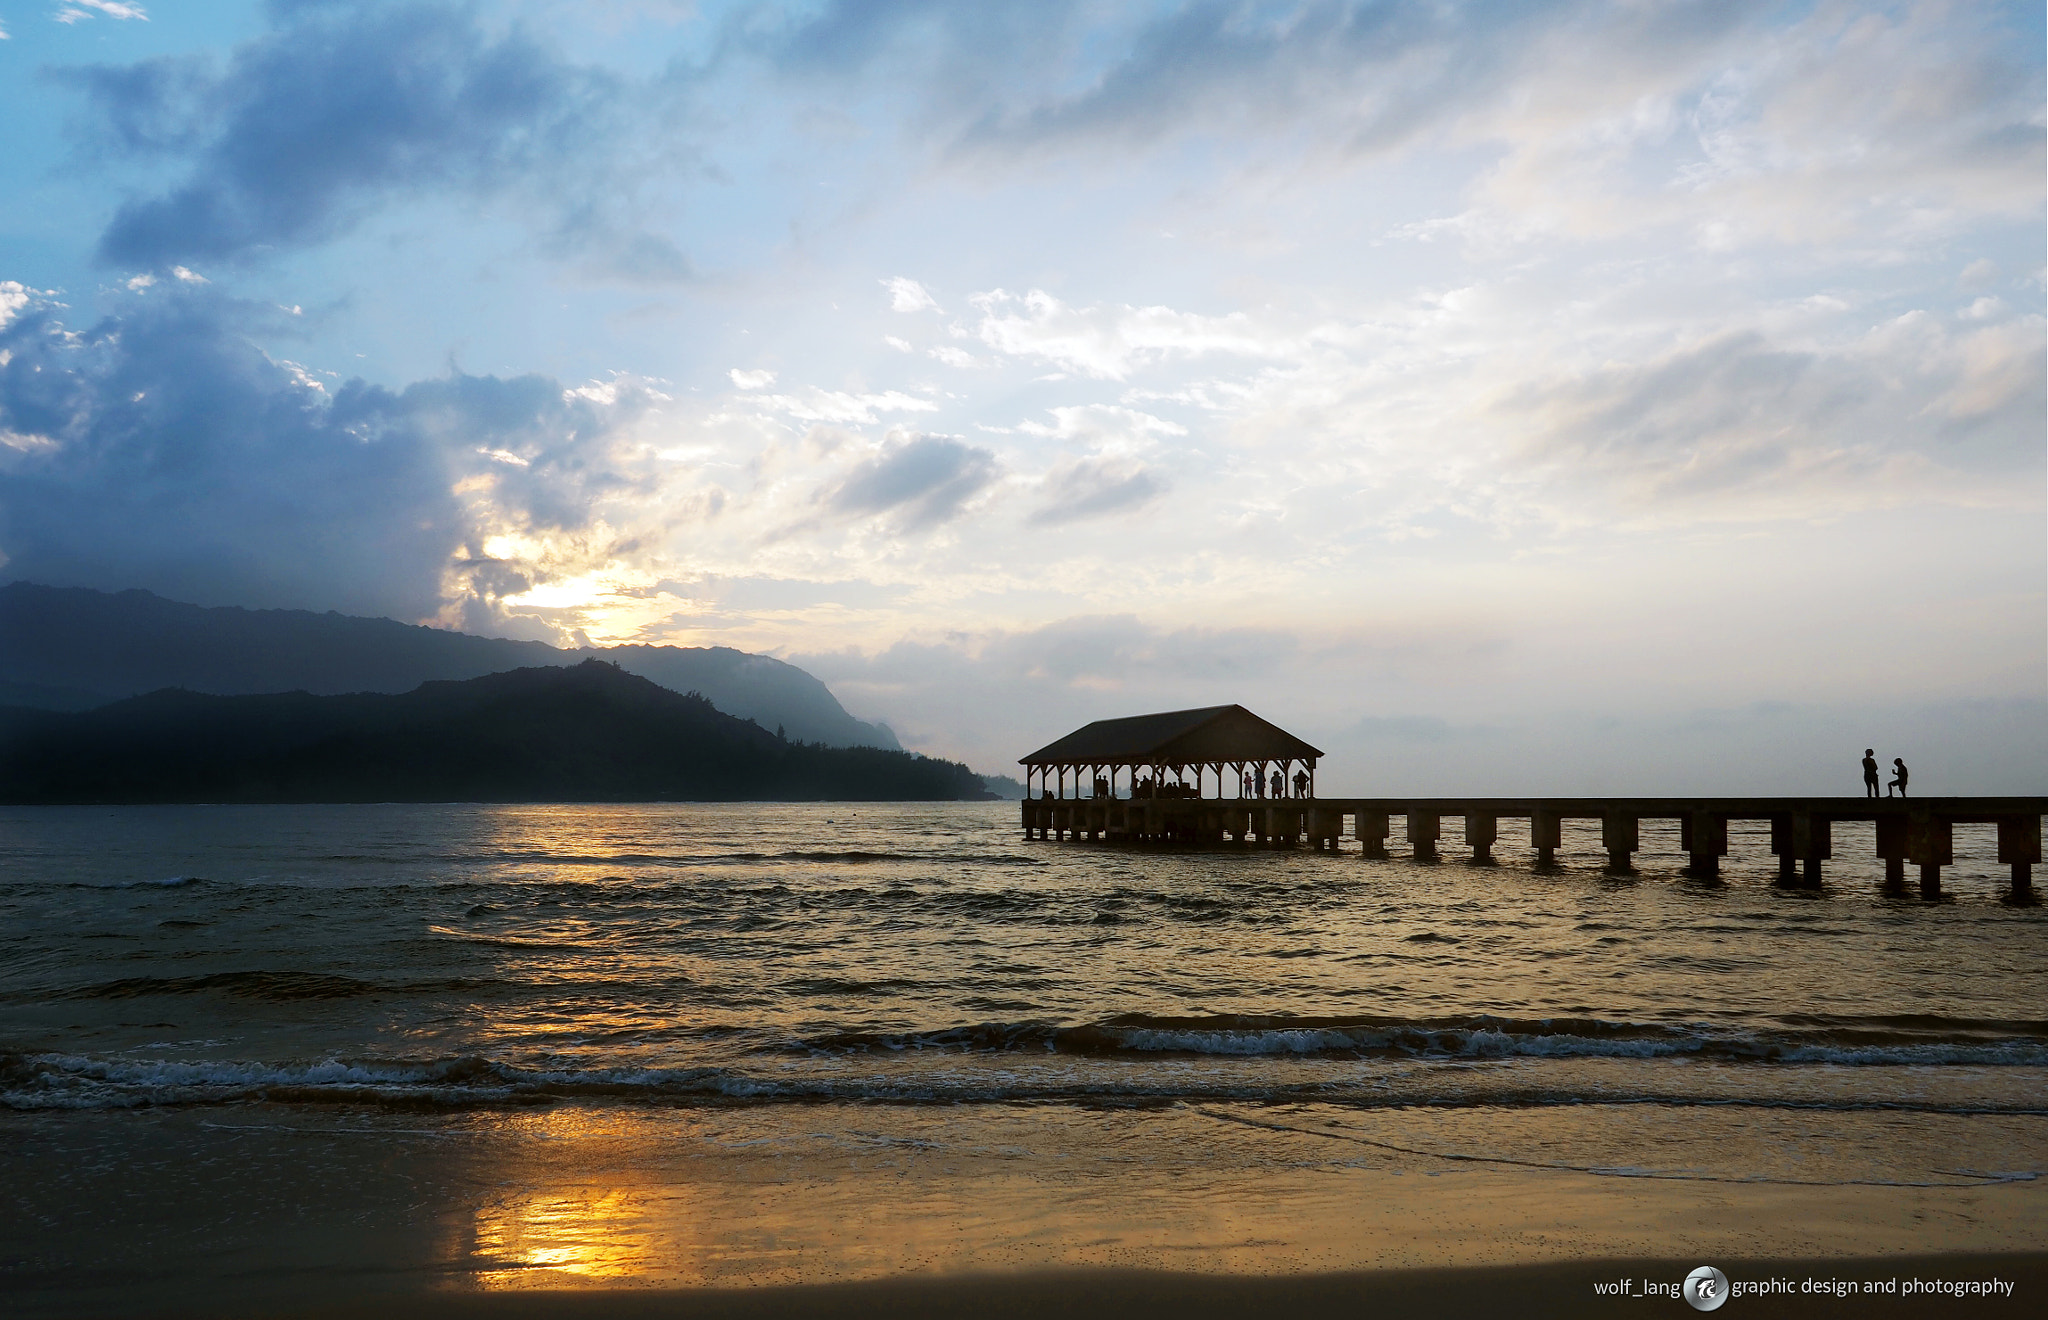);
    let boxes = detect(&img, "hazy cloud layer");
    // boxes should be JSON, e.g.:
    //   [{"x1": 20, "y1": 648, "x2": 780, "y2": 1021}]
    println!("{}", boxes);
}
[{"x1": 3, "y1": 1, "x2": 2038, "y2": 779}]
